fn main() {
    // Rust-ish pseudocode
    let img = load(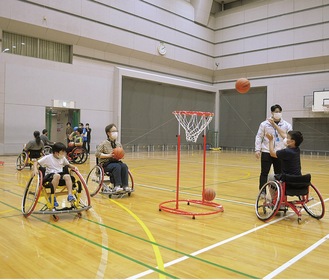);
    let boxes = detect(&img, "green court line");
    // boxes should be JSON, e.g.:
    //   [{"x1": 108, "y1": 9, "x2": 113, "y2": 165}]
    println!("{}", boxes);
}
[{"x1": 1, "y1": 190, "x2": 258, "y2": 278}]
